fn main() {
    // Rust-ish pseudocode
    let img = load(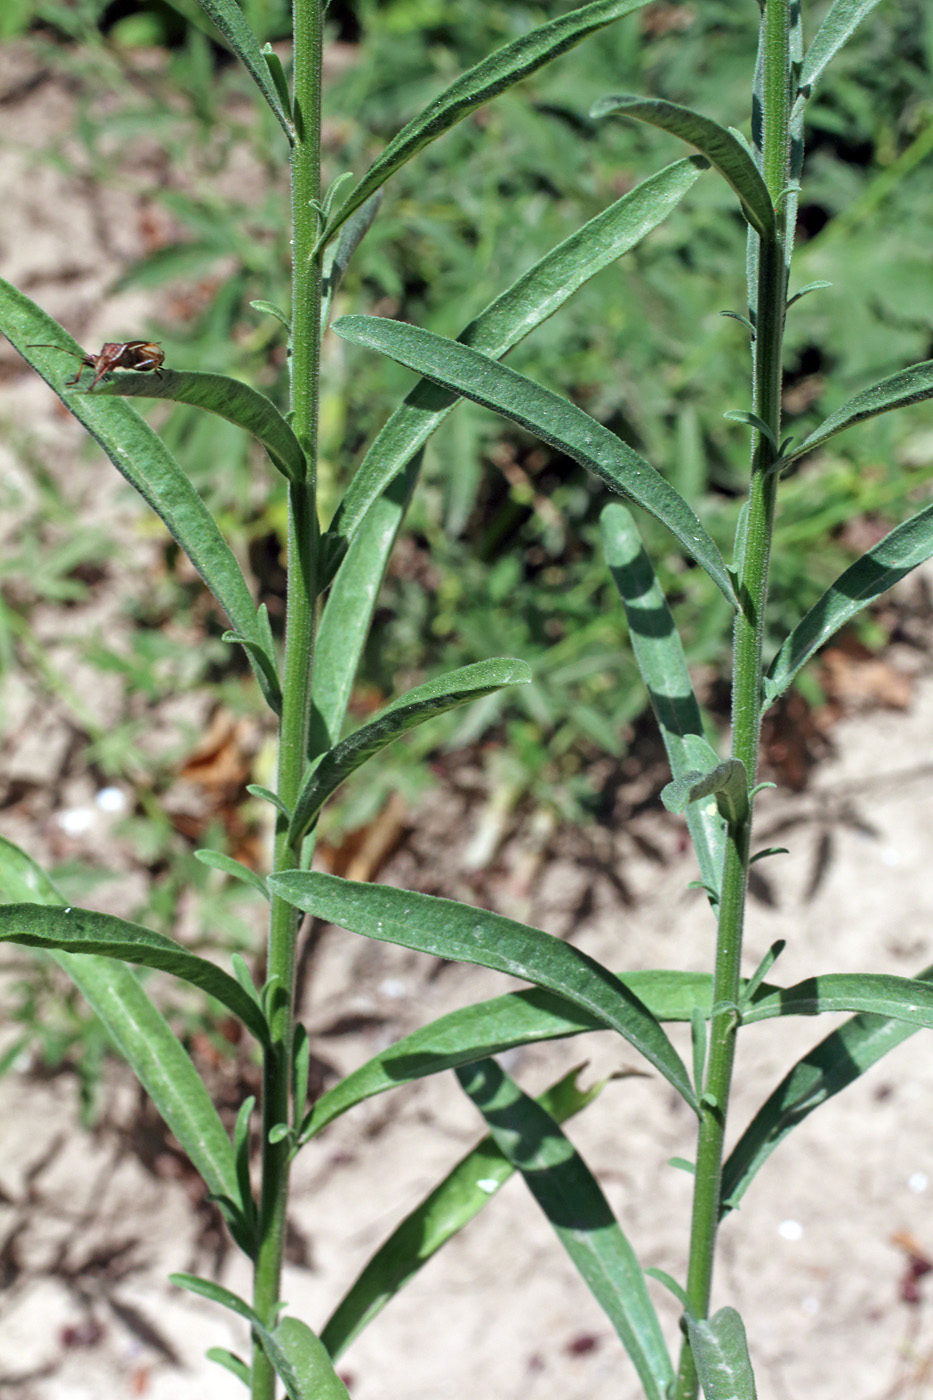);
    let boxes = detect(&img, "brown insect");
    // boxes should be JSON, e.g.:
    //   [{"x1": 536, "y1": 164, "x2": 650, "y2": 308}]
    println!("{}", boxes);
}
[{"x1": 28, "y1": 340, "x2": 165, "y2": 391}]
